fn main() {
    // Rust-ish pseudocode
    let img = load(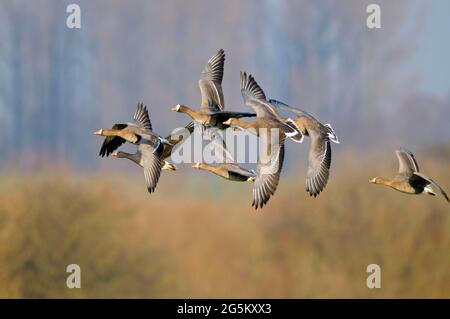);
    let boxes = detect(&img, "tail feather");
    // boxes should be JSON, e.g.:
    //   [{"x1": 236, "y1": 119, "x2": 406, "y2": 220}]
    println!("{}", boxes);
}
[
  {"x1": 284, "y1": 118, "x2": 303, "y2": 143},
  {"x1": 424, "y1": 185, "x2": 436, "y2": 196},
  {"x1": 324, "y1": 123, "x2": 339, "y2": 144}
]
